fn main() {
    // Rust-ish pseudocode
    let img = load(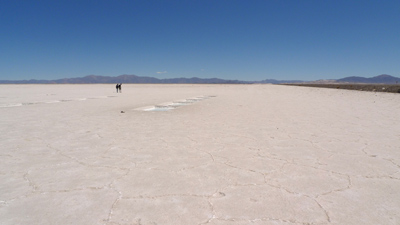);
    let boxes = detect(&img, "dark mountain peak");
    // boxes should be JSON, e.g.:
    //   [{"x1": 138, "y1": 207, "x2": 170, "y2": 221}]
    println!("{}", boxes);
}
[
  {"x1": 337, "y1": 74, "x2": 400, "y2": 84},
  {"x1": 374, "y1": 74, "x2": 393, "y2": 78}
]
